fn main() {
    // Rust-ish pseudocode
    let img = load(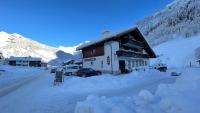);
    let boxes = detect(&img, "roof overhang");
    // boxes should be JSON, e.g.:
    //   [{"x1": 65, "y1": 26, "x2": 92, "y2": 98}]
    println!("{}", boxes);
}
[{"x1": 76, "y1": 27, "x2": 156, "y2": 58}]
